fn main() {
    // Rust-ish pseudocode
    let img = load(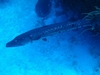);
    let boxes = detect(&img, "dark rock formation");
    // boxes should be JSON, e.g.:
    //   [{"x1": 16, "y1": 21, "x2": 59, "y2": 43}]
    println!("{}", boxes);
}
[{"x1": 35, "y1": 0, "x2": 52, "y2": 17}]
